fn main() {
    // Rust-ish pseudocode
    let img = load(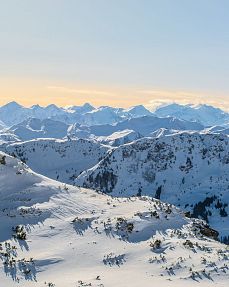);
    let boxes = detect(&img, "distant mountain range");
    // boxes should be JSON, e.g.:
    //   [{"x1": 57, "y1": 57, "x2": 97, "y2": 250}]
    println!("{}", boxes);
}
[
  {"x1": 0, "y1": 101, "x2": 152, "y2": 126},
  {"x1": 154, "y1": 103, "x2": 229, "y2": 126},
  {"x1": 0, "y1": 101, "x2": 228, "y2": 128}
]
